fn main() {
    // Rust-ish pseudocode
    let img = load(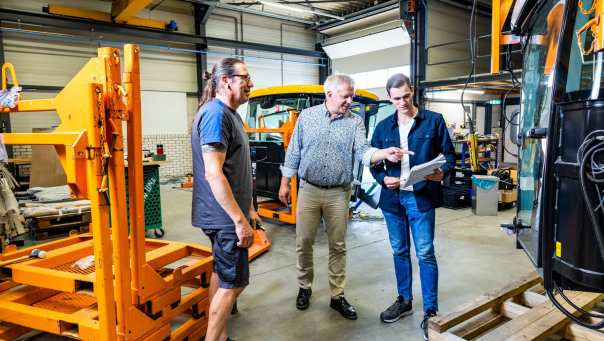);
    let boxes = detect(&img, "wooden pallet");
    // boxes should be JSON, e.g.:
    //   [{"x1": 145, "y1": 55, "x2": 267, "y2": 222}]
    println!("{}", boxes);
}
[
  {"x1": 27, "y1": 212, "x2": 90, "y2": 240},
  {"x1": 429, "y1": 273, "x2": 604, "y2": 341}
]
